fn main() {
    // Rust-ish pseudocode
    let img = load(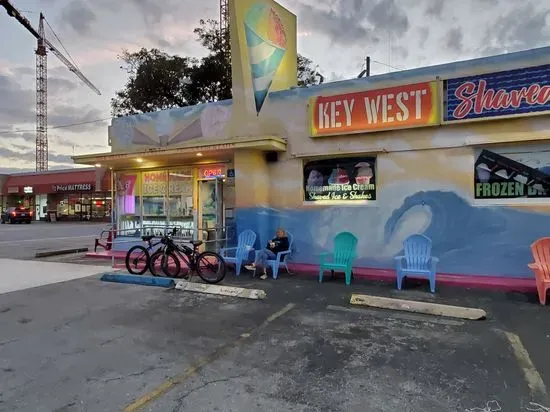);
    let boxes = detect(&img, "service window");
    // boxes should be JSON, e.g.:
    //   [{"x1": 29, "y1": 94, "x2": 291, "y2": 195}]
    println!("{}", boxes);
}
[
  {"x1": 474, "y1": 145, "x2": 550, "y2": 201},
  {"x1": 303, "y1": 156, "x2": 377, "y2": 202}
]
